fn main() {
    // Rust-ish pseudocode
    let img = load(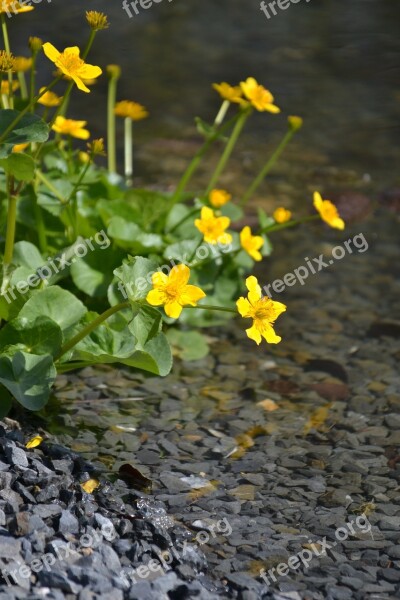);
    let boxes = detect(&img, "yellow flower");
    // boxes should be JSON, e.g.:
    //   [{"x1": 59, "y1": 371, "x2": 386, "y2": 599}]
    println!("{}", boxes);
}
[
  {"x1": 78, "y1": 151, "x2": 90, "y2": 164},
  {"x1": 209, "y1": 189, "x2": 231, "y2": 208},
  {"x1": 212, "y1": 82, "x2": 243, "y2": 104},
  {"x1": 194, "y1": 206, "x2": 232, "y2": 245},
  {"x1": 29, "y1": 37, "x2": 43, "y2": 53},
  {"x1": 146, "y1": 264, "x2": 206, "y2": 319},
  {"x1": 236, "y1": 276, "x2": 286, "y2": 345},
  {"x1": 240, "y1": 77, "x2": 280, "y2": 113},
  {"x1": 86, "y1": 10, "x2": 109, "y2": 31},
  {"x1": 12, "y1": 143, "x2": 29, "y2": 153},
  {"x1": 88, "y1": 138, "x2": 106, "y2": 156},
  {"x1": 0, "y1": 0, "x2": 34, "y2": 14},
  {"x1": 43, "y1": 43, "x2": 102, "y2": 93},
  {"x1": 313, "y1": 192, "x2": 345, "y2": 230},
  {"x1": 114, "y1": 100, "x2": 149, "y2": 121},
  {"x1": 0, "y1": 50, "x2": 16, "y2": 73},
  {"x1": 14, "y1": 56, "x2": 32, "y2": 72},
  {"x1": 0, "y1": 81, "x2": 19, "y2": 95},
  {"x1": 288, "y1": 115, "x2": 303, "y2": 132},
  {"x1": 52, "y1": 116, "x2": 90, "y2": 140},
  {"x1": 240, "y1": 226, "x2": 264, "y2": 261},
  {"x1": 273, "y1": 207, "x2": 292, "y2": 224},
  {"x1": 38, "y1": 87, "x2": 62, "y2": 107},
  {"x1": 25, "y1": 435, "x2": 43, "y2": 449}
]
